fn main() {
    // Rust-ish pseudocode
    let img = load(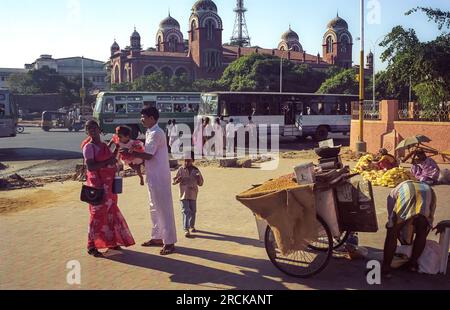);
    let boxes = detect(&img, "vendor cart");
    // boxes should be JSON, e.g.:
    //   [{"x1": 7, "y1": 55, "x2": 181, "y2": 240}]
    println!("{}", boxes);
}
[{"x1": 237, "y1": 176, "x2": 379, "y2": 279}]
